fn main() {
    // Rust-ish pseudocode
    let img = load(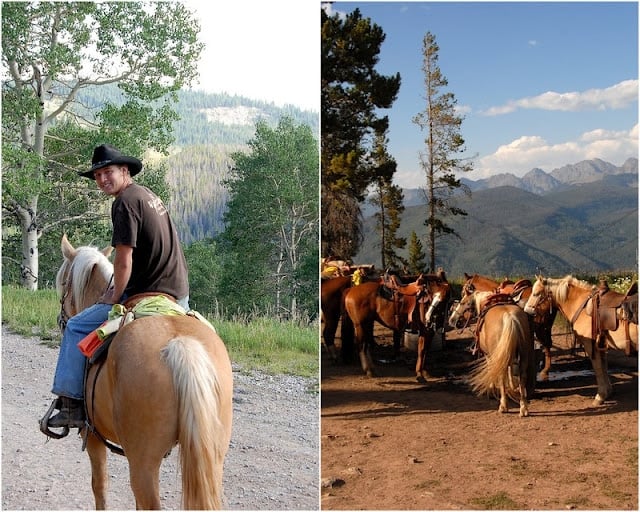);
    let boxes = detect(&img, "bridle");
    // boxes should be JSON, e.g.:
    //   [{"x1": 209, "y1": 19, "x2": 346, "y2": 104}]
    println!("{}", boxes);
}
[
  {"x1": 57, "y1": 260, "x2": 113, "y2": 333},
  {"x1": 57, "y1": 268, "x2": 74, "y2": 333}
]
